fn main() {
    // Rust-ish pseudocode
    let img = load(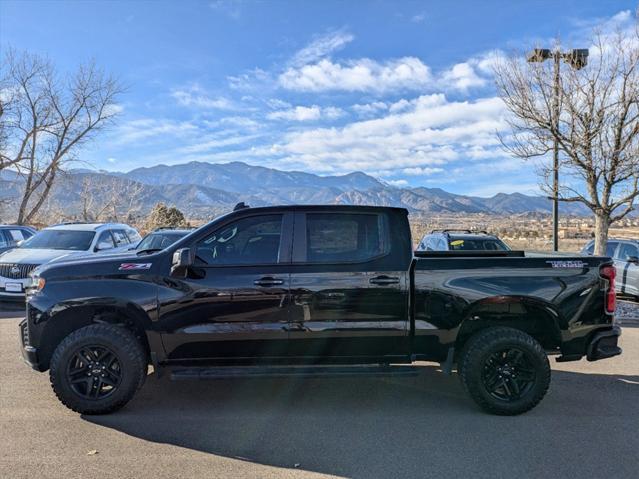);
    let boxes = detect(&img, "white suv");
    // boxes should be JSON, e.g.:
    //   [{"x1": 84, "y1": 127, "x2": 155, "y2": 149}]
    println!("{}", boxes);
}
[{"x1": 0, "y1": 223, "x2": 141, "y2": 299}]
